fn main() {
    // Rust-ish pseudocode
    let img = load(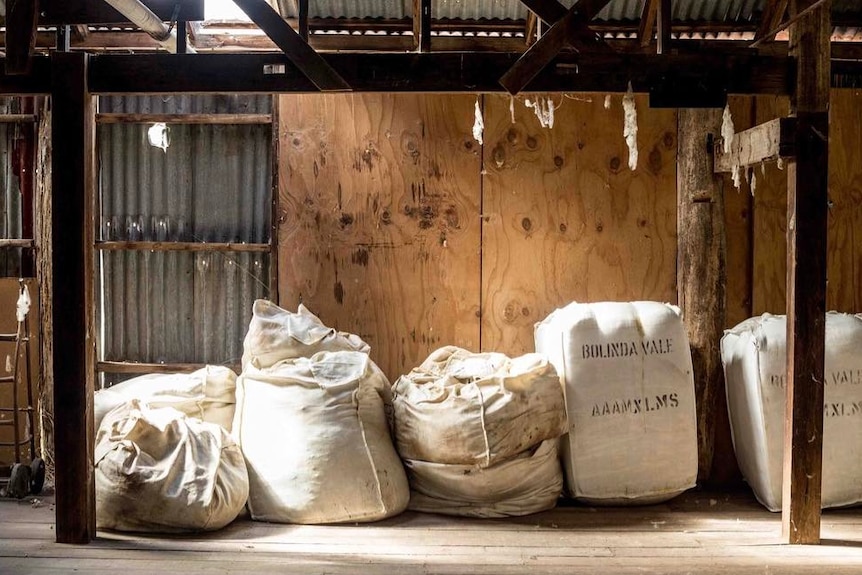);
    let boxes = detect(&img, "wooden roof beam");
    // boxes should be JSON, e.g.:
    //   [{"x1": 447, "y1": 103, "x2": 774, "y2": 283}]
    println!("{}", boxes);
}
[
  {"x1": 638, "y1": 0, "x2": 659, "y2": 48},
  {"x1": 231, "y1": 0, "x2": 350, "y2": 91},
  {"x1": 5, "y1": 0, "x2": 39, "y2": 75},
  {"x1": 520, "y1": 0, "x2": 613, "y2": 54},
  {"x1": 500, "y1": 0, "x2": 612, "y2": 95},
  {"x1": 755, "y1": 0, "x2": 790, "y2": 43}
]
